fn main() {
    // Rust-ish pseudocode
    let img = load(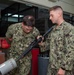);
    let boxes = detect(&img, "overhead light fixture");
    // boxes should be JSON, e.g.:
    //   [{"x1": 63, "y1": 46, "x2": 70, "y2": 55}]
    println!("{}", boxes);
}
[
  {"x1": 6, "y1": 13, "x2": 24, "y2": 17},
  {"x1": 12, "y1": 14, "x2": 24, "y2": 17}
]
